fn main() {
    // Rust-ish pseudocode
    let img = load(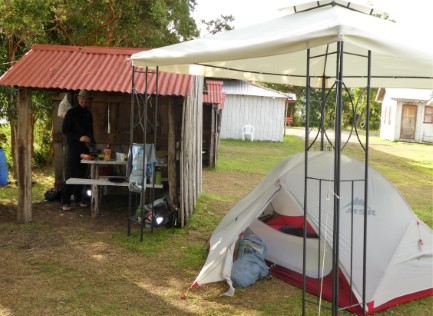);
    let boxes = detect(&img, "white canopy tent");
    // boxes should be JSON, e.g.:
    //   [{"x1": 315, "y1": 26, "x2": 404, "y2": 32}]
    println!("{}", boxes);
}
[
  {"x1": 131, "y1": 1, "x2": 433, "y2": 89},
  {"x1": 131, "y1": 1, "x2": 433, "y2": 314}
]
